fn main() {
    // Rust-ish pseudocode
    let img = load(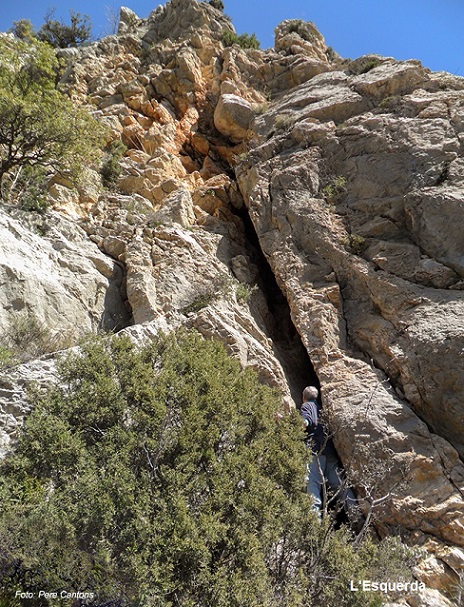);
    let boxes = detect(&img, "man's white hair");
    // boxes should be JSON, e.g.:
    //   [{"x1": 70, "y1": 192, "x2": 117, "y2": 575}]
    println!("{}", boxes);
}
[{"x1": 303, "y1": 386, "x2": 319, "y2": 401}]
